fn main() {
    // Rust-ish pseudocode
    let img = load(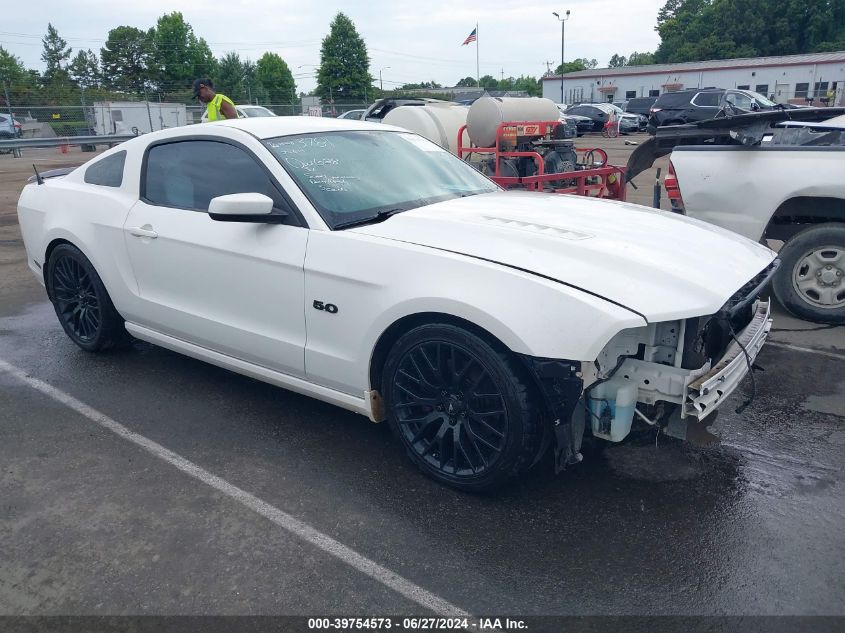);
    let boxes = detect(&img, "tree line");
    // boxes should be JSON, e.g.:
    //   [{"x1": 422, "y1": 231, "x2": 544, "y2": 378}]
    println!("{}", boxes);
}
[
  {"x1": 606, "y1": 0, "x2": 845, "y2": 68},
  {"x1": 0, "y1": 12, "x2": 365, "y2": 107}
]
